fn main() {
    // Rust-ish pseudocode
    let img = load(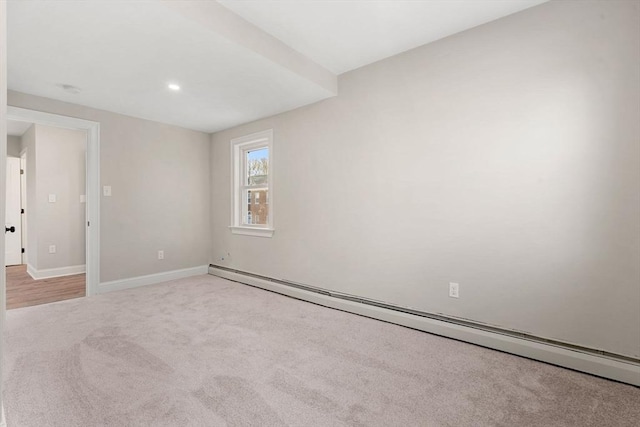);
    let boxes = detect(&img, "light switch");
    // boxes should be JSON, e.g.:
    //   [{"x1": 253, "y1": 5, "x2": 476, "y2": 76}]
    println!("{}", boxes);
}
[
  {"x1": 48, "y1": 194, "x2": 56, "y2": 203},
  {"x1": 80, "y1": 195, "x2": 86, "y2": 203},
  {"x1": 103, "y1": 186, "x2": 112, "y2": 197}
]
